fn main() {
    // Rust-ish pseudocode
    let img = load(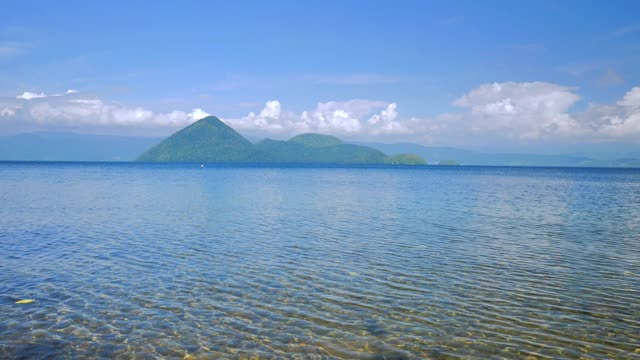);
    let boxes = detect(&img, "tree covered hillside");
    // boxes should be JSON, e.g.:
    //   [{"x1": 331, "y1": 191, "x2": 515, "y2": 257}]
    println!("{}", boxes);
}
[{"x1": 137, "y1": 116, "x2": 426, "y2": 165}]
